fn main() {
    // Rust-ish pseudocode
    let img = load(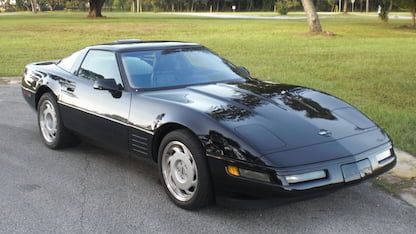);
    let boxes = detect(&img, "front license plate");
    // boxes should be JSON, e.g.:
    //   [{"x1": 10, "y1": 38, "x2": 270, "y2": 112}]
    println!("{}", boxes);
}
[{"x1": 341, "y1": 159, "x2": 372, "y2": 182}]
